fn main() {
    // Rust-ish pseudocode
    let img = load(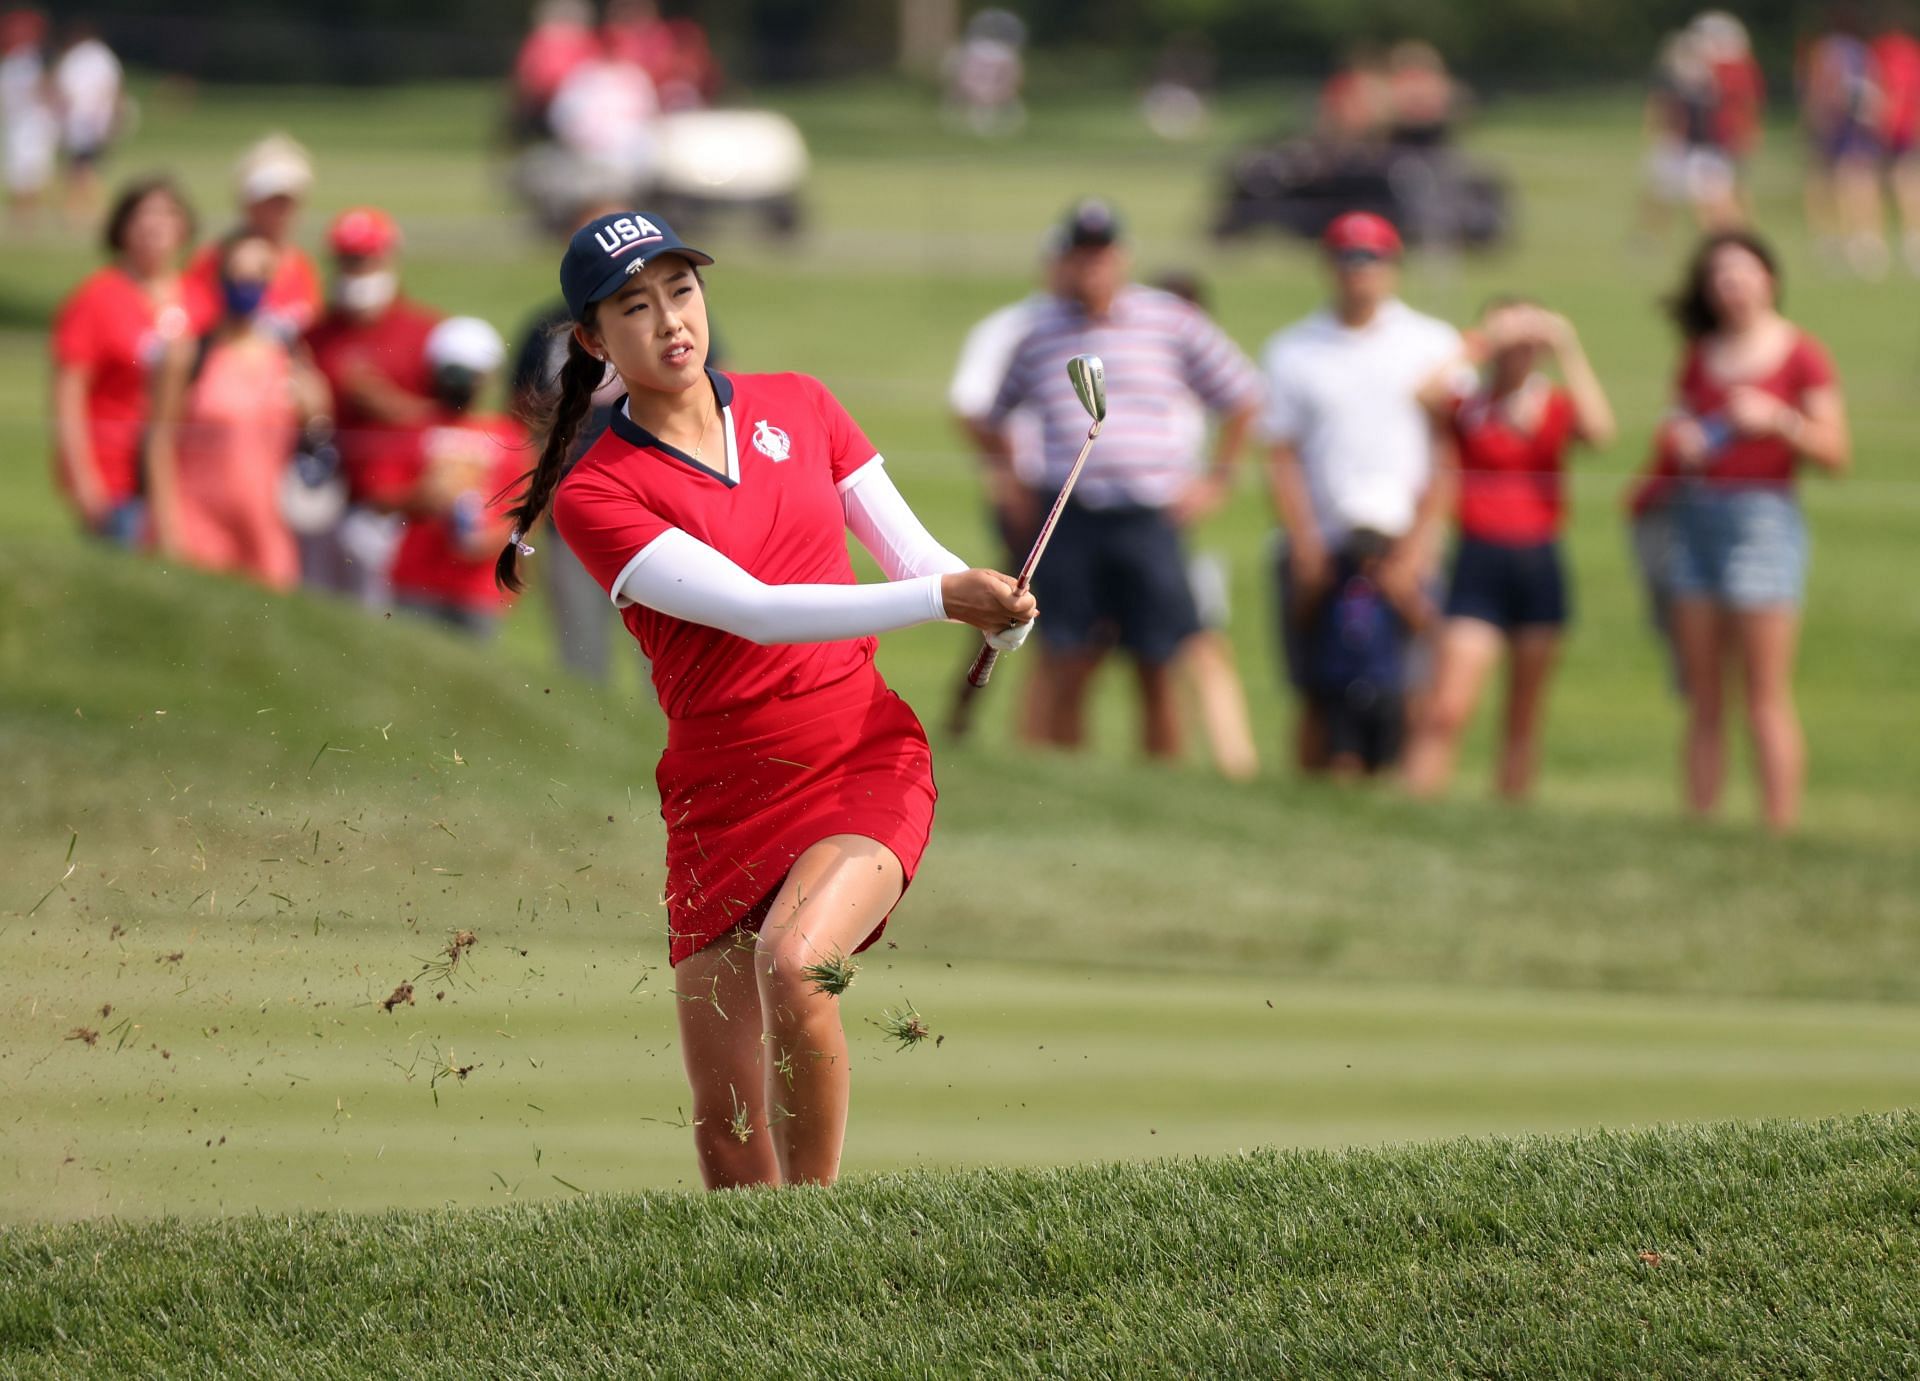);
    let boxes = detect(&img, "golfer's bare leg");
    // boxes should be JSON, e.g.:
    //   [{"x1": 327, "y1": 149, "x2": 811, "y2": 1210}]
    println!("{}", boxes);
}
[
  {"x1": 676, "y1": 928, "x2": 782, "y2": 1189},
  {"x1": 753, "y1": 835, "x2": 904, "y2": 1186}
]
